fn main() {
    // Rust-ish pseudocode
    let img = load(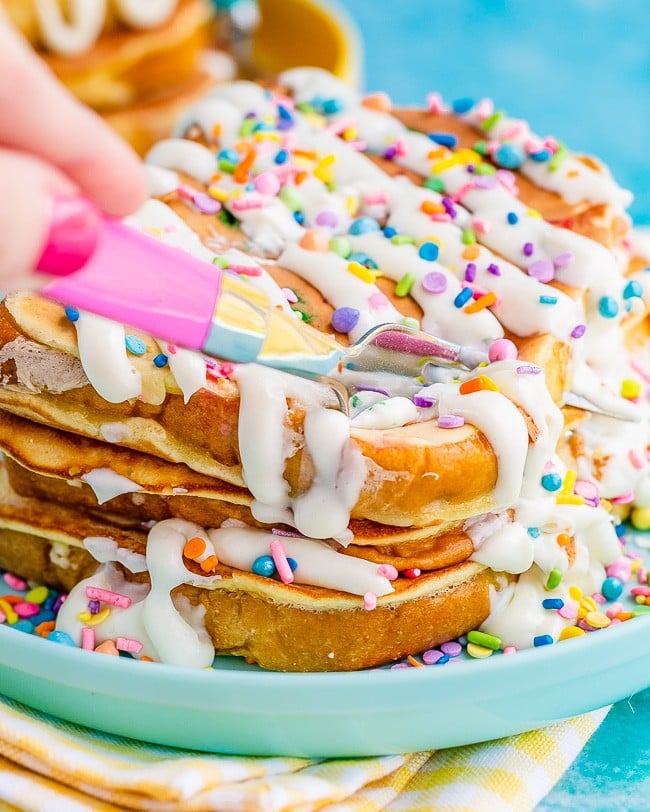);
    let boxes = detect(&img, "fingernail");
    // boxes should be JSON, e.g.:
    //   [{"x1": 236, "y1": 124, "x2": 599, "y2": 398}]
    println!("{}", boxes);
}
[{"x1": 36, "y1": 196, "x2": 101, "y2": 275}]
